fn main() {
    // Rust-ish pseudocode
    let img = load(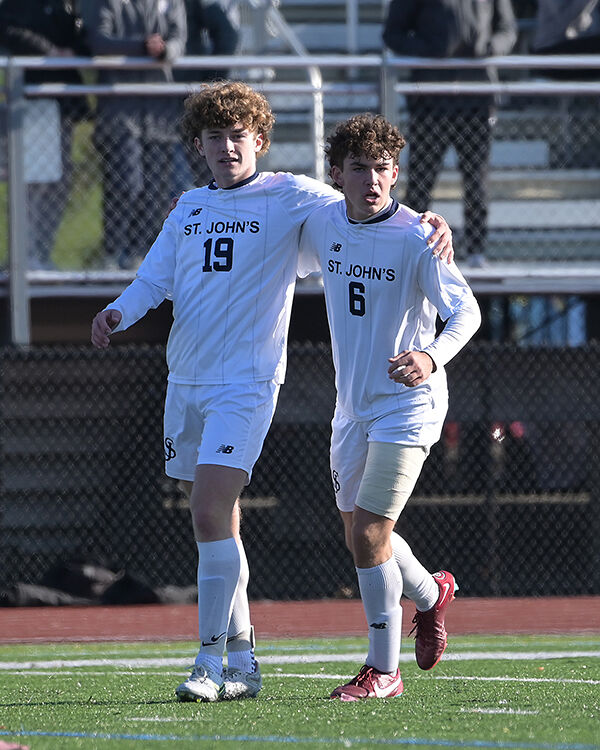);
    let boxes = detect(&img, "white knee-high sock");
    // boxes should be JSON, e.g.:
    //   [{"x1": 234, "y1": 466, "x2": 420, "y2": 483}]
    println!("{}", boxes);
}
[
  {"x1": 196, "y1": 538, "x2": 240, "y2": 671},
  {"x1": 391, "y1": 532, "x2": 437, "y2": 611},
  {"x1": 356, "y1": 556, "x2": 403, "y2": 674},
  {"x1": 226, "y1": 538, "x2": 257, "y2": 673},
  {"x1": 227, "y1": 537, "x2": 251, "y2": 641}
]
